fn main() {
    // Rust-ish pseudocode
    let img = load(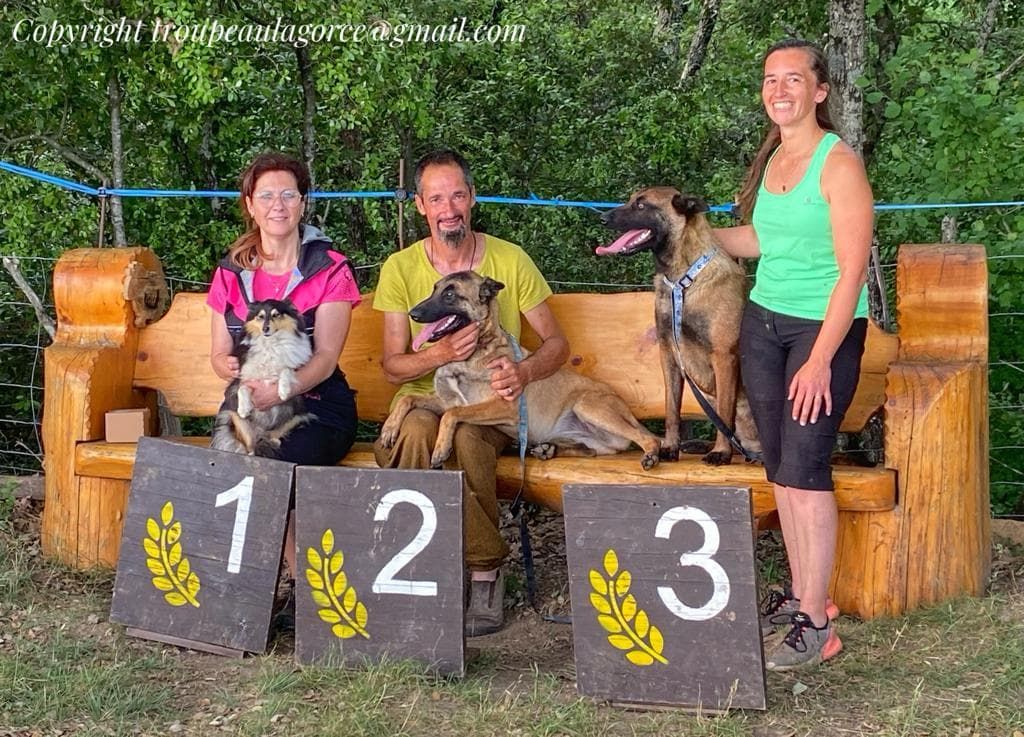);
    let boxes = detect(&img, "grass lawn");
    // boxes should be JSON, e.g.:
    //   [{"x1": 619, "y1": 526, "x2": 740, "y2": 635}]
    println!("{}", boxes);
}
[{"x1": 2, "y1": 497, "x2": 1022, "y2": 737}]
